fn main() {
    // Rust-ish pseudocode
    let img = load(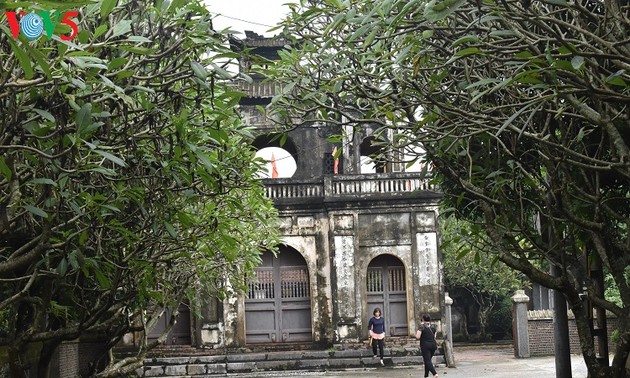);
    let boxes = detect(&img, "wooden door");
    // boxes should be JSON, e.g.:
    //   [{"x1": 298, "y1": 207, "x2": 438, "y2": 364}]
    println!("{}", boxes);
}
[
  {"x1": 246, "y1": 248, "x2": 312, "y2": 343},
  {"x1": 367, "y1": 255, "x2": 408, "y2": 336}
]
